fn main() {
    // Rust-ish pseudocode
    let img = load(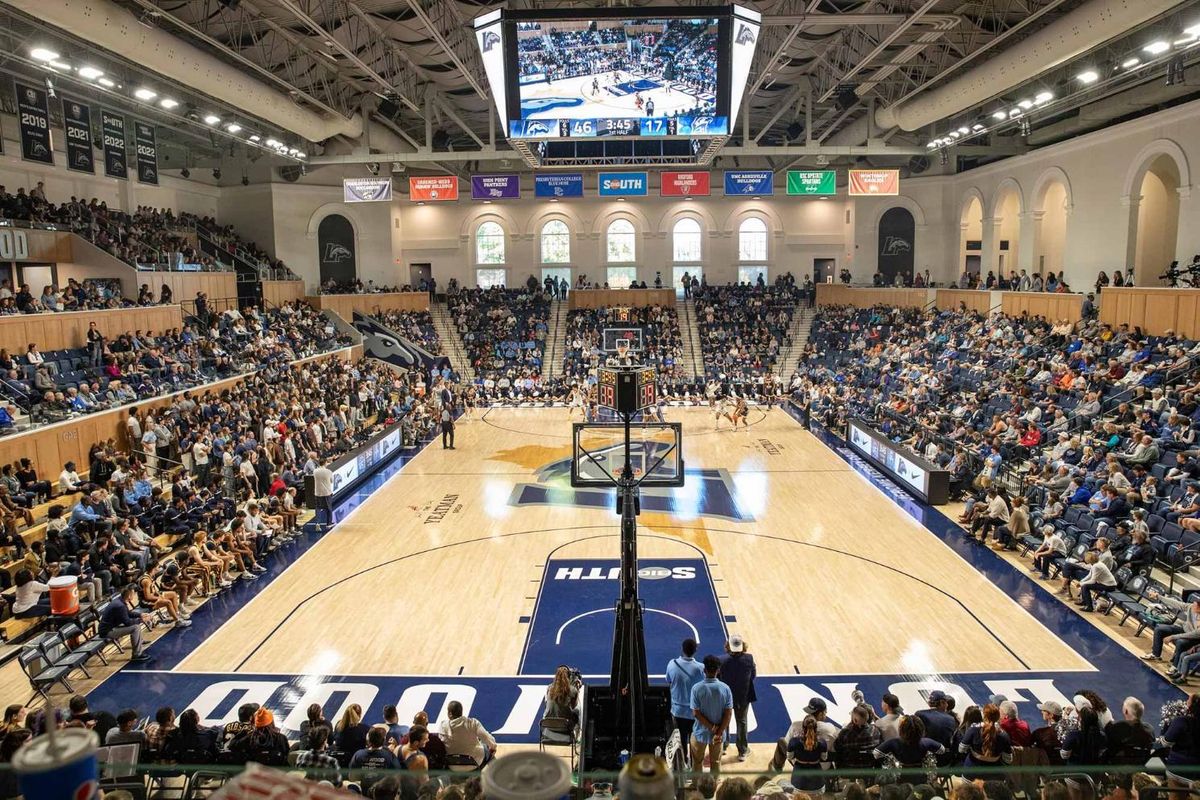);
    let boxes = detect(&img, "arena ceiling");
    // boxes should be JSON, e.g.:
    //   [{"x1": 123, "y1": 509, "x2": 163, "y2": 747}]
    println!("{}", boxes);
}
[{"x1": 0, "y1": 0, "x2": 1198, "y2": 174}]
